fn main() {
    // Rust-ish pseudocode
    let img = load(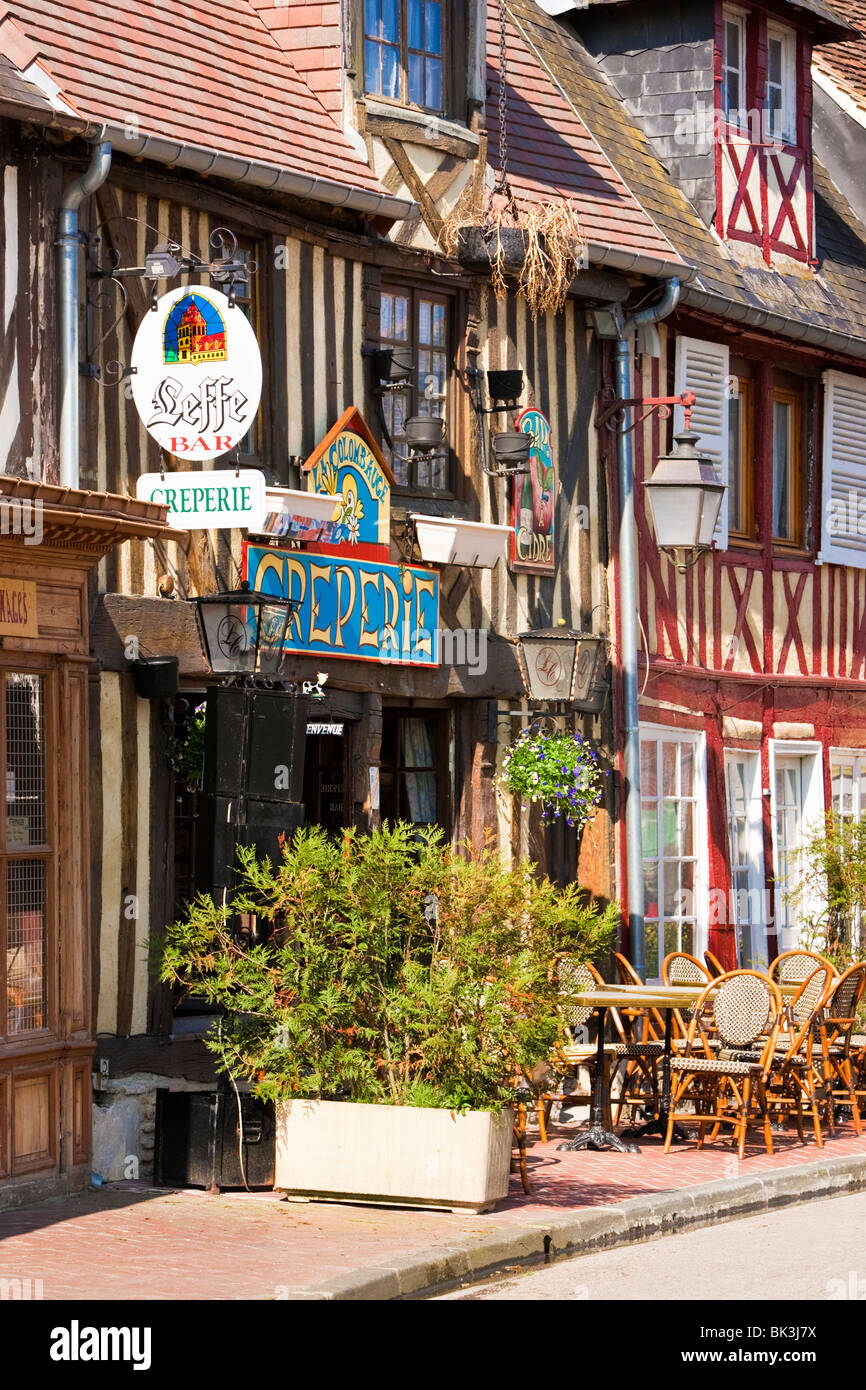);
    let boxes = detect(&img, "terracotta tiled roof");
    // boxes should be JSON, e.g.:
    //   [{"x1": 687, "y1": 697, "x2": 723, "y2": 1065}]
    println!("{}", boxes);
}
[
  {"x1": 508, "y1": 0, "x2": 866, "y2": 351},
  {"x1": 0, "y1": 0, "x2": 387, "y2": 202},
  {"x1": 486, "y1": 0, "x2": 684, "y2": 268},
  {"x1": 814, "y1": 0, "x2": 866, "y2": 108}
]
